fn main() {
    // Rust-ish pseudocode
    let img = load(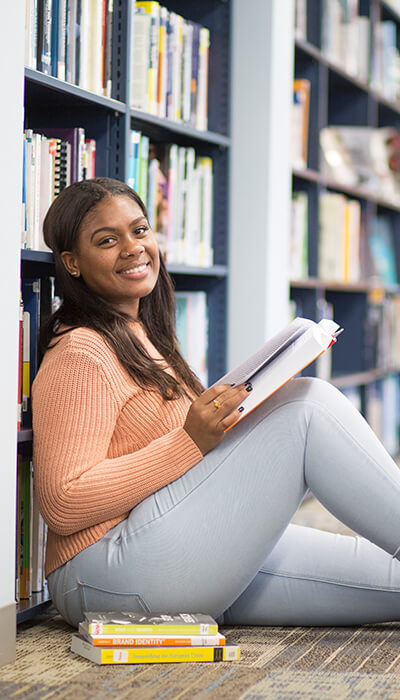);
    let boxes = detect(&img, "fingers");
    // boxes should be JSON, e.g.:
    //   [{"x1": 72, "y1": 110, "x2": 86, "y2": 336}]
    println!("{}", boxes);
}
[{"x1": 208, "y1": 382, "x2": 252, "y2": 422}]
